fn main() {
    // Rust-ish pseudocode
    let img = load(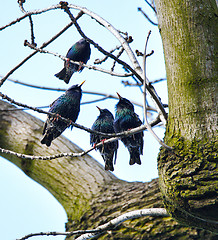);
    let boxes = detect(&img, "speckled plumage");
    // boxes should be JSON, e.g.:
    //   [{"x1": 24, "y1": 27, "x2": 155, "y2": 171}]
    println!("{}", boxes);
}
[
  {"x1": 55, "y1": 38, "x2": 91, "y2": 84},
  {"x1": 90, "y1": 108, "x2": 118, "y2": 171},
  {"x1": 41, "y1": 82, "x2": 84, "y2": 147},
  {"x1": 114, "y1": 93, "x2": 143, "y2": 165}
]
